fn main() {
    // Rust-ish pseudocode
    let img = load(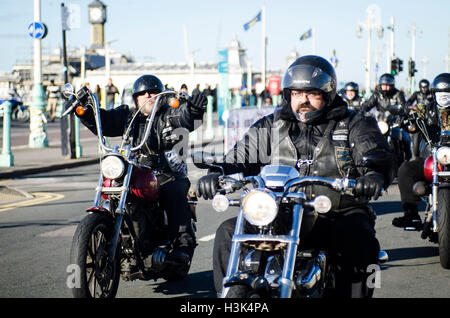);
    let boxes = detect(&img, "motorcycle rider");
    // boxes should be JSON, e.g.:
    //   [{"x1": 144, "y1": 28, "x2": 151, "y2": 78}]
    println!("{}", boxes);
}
[
  {"x1": 76, "y1": 74, "x2": 207, "y2": 267},
  {"x1": 342, "y1": 82, "x2": 365, "y2": 112},
  {"x1": 406, "y1": 79, "x2": 434, "y2": 158},
  {"x1": 362, "y1": 73, "x2": 412, "y2": 162},
  {"x1": 407, "y1": 79, "x2": 434, "y2": 116},
  {"x1": 197, "y1": 55, "x2": 393, "y2": 298},
  {"x1": 393, "y1": 73, "x2": 450, "y2": 229}
]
